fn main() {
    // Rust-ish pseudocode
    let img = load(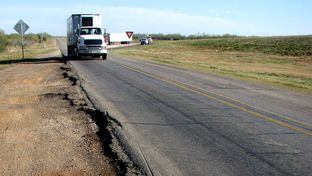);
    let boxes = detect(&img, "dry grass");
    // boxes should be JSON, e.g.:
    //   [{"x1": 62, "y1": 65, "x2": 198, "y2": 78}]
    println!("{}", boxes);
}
[
  {"x1": 112, "y1": 39, "x2": 312, "y2": 92},
  {"x1": 0, "y1": 38, "x2": 58, "y2": 61},
  {"x1": 0, "y1": 38, "x2": 59, "y2": 71}
]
